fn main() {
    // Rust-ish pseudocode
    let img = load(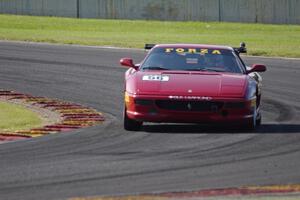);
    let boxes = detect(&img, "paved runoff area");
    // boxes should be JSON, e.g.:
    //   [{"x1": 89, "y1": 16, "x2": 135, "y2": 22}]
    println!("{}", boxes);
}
[{"x1": 0, "y1": 41, "x2": 299, "y2": 200}]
